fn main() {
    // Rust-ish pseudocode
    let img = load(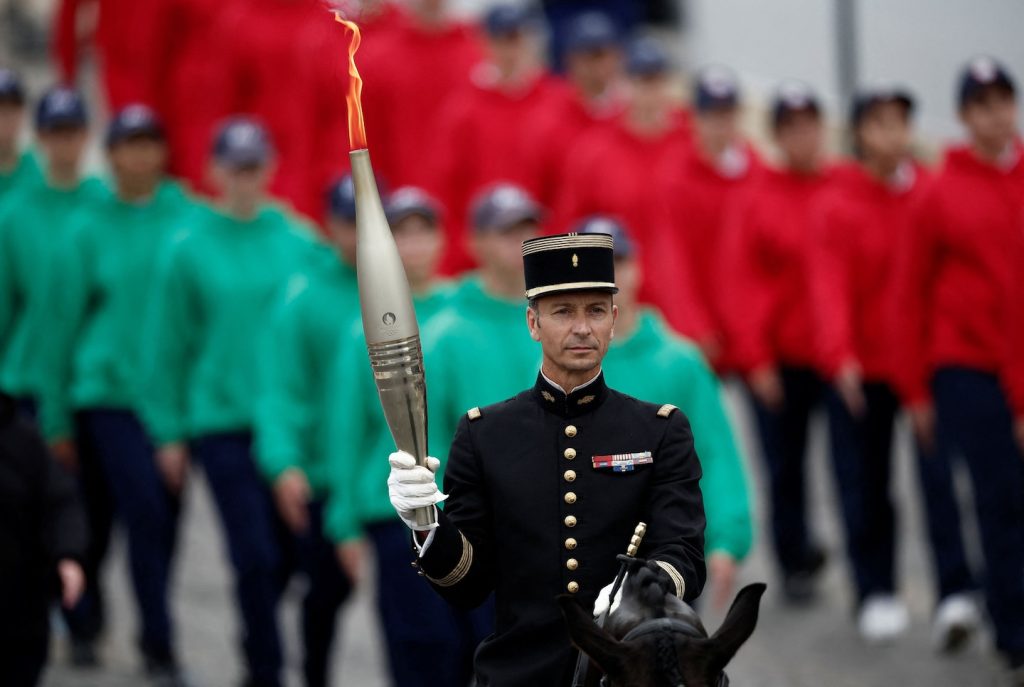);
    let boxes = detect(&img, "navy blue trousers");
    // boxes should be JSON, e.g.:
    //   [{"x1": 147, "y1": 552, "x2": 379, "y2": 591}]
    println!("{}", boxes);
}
[
  {"x1": 825, "y1": 384, "x2": 899, "y2": 604},
  {"x1": 192, "y1": 432, "x2": 291, "y2": 687},
  {"x1": 78, "y1": 409, "x2": 180, "y2": 661},
  {"x1": 932, "y1": 368, "x2": 1024, "y2": 656},
  {"x1": 296, "y1": 500, "x2": 352, "y2": 687},
  {"x1": 749, "y1": 367, "x2": 824, "y2": 575},
  {"x1": 368, "y1": 520, "x2": 494, "y2": 687}
]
